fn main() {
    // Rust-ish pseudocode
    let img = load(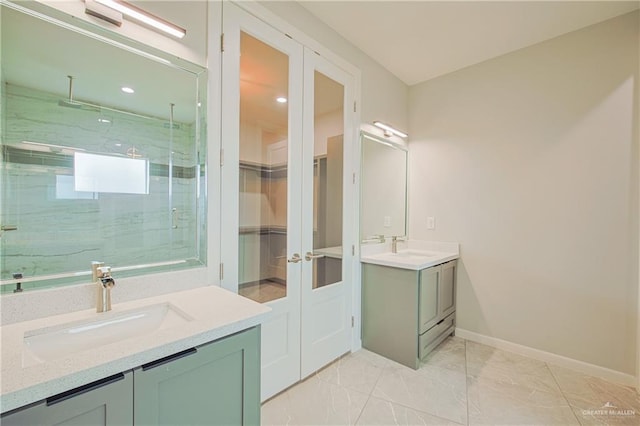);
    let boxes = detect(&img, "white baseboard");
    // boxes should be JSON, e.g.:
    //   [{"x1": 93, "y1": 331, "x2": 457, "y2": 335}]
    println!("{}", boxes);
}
[{"x1": 455, "y1": 328, "x2": 637, "y2": 388}]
